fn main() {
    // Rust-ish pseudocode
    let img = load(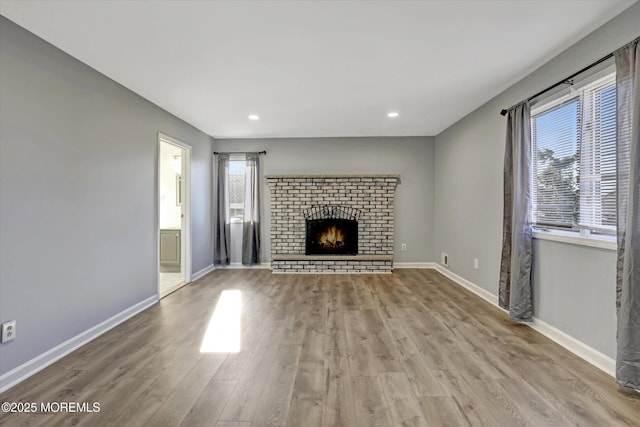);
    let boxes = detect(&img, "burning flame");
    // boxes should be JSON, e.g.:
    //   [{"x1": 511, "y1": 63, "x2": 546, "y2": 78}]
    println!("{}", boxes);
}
[{"x1": 319, "y1": 226, "x2": 344, "y2": 247}]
